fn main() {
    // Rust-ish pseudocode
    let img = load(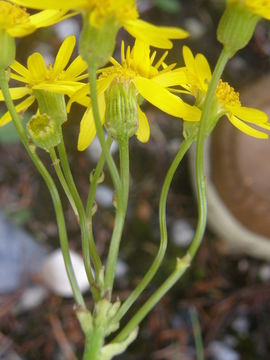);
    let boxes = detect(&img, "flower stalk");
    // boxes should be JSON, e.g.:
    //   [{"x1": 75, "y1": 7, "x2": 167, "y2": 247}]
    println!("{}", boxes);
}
[{"x1": 0, "y1": 68, "x2": 85, "y2": 308}]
